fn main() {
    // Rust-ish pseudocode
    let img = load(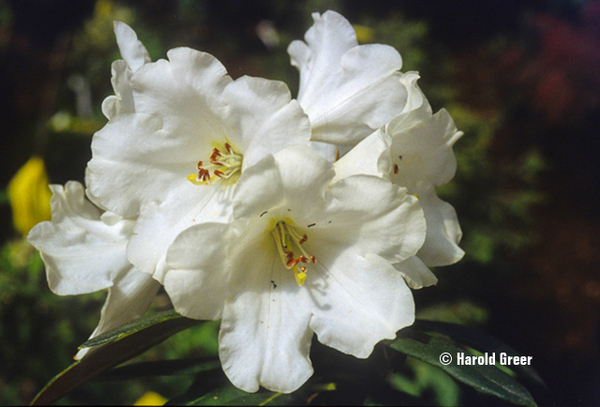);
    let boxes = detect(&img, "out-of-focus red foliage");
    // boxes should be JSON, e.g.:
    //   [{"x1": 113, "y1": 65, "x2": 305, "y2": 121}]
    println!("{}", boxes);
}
[
  {"x1": 522, "y1": 216, "x2": 600, "y2": 357},
  {"x1": 450, "y1": 1, "x2": 600, "y2": 369},
  {"x1": 500, "y1": 1, "x2": 600, "y2": 124}
]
